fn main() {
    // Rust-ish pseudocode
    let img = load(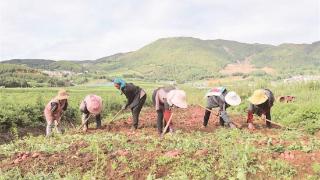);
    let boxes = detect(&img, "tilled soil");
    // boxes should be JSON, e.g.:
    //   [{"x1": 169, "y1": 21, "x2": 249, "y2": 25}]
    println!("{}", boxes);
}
[
  {"x1": 0, "y1": 106, "x2": 319, "y2": 179},
  {"x1": 0, "y1": 126, "x2": 45, "y2": 145},
  {"x1": 102, "y1": 106, "x2": 279, "y2": 135}
]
